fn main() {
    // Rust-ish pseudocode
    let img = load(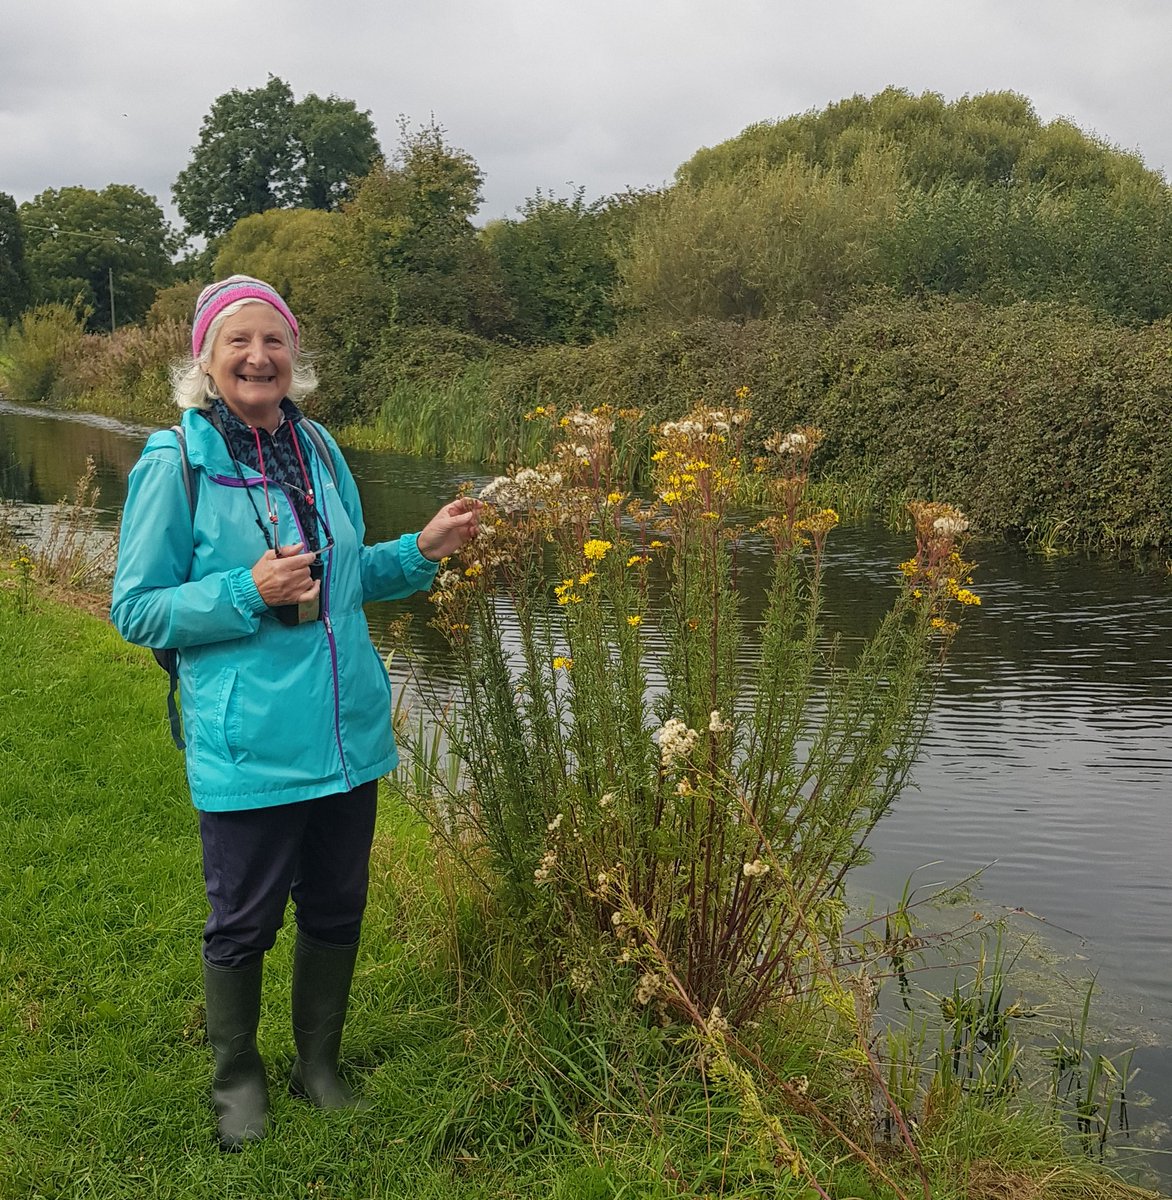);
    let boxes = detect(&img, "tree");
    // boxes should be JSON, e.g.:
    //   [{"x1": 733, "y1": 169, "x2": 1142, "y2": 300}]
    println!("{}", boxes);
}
[
  {"x1": 675, "y1": 87, "x2": 1162, "y2": 194},
  {"x1": 173, "y1": 76, "x2": 380, "y2": 239},
  {"x1": 334, "y1": 120, "x2": 509, "y2": 337},
  {"x1": 20, "y1": 185, "x2": 178, "y2": 331},
  {"x1": 483, "y1": 189, "x2": 619, "y2": 344},
  {"x1": 295, "y1": 94, "x2": 381, "y2": 211},
  {"x1": 0, "y1": 192, "x2": 32, "y2": 323},
  {"x1": 212, "y1": 208, "x2": 343, "y2": 312}
]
